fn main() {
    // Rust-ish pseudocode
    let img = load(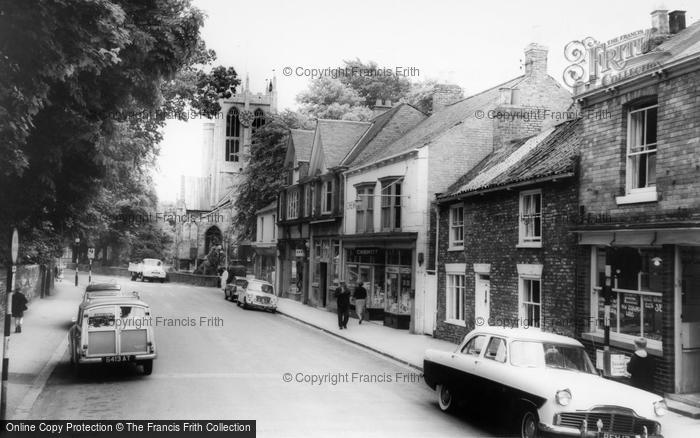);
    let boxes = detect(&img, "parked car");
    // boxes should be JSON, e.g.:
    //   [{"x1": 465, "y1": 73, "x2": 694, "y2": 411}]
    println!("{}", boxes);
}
[
  {"x1": 128, "y1": 258, "x2": 166, "y2": 282},
  {"x1": 69, "y1": 296, "x2": 156, "y2": 376},
  {"x1": 236, "y1": 279, "x2": 277, "y2": 312},
  {"x1": 224, "y1": 277, "x2": 248, "y2": 302},
  {"x1": 423, "y1": 327, "x2": 666, "y2": 438},
  {"x1": 82, "y1": 283, "x2": 140, "y2": 303}
]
